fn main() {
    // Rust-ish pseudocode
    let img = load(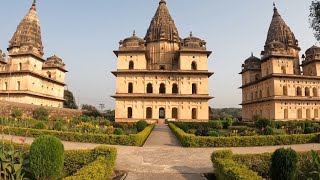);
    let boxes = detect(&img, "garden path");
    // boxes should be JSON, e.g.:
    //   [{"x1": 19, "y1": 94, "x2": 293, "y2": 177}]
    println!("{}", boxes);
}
[{"x1": 2, "y1": 125, "x2": 320, "y2": 180}]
